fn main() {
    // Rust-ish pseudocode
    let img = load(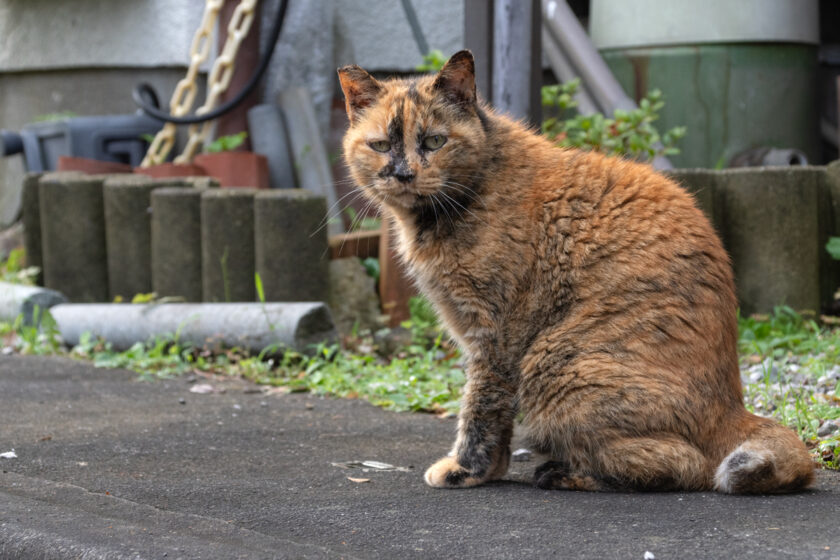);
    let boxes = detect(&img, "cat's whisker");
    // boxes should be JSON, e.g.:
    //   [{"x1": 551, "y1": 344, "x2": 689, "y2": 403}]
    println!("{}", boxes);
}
[
  {"x1": 325, "y1": 196, "x2": 380, "y2": 260},
  {"x1": 431, "y1": 192, "x2": 457, "y2": 232},
  {"x1": 316, "y1": 188, "x2": 363, "y2": 227},
  {"x1": 310, "y1": 187, "x2": 370, "y2": 238},
  {"x1": 427, "y1": 191, "x2": 441, "y2": 227},
  {"x1": 442, "y1": 183, "x2": 483, "y2": 205},
  {"x1": 439, "y1": 189, "x2": 481, "y2": 222},
  {"x1": 441, "y1": 182, "x2": 487, "y2": 210}
]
